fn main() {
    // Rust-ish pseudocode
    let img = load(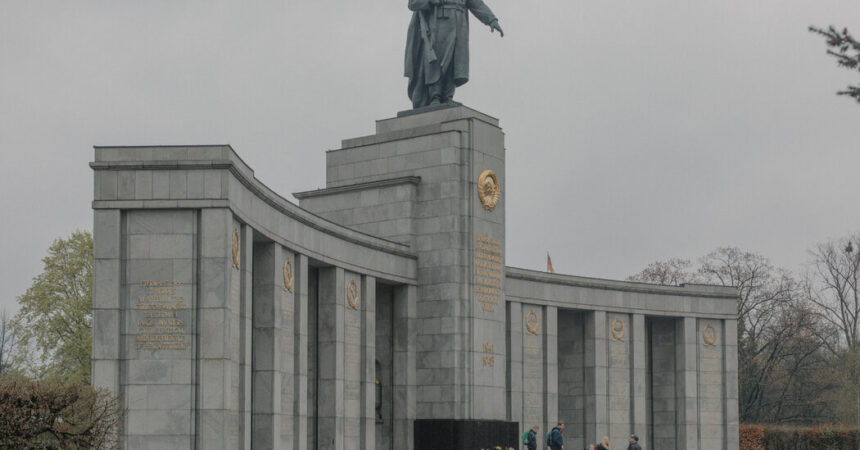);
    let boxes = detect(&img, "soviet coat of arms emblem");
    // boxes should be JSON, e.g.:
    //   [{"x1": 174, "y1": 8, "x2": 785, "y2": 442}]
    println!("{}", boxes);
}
[{"x1": 477, "y1": 169, "x2": 500, "y2": 211}]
